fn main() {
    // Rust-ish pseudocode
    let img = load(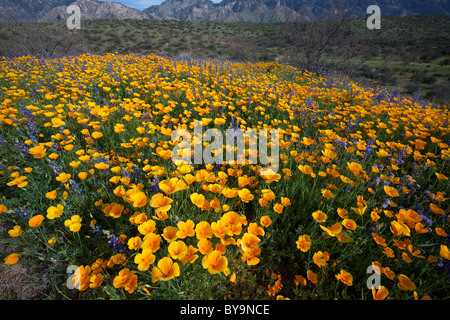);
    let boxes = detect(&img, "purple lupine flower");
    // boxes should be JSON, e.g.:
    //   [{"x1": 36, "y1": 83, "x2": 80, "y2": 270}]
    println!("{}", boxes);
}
[{"x1": 108, "y1": 233, "x2": 126, "y2": 253}]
